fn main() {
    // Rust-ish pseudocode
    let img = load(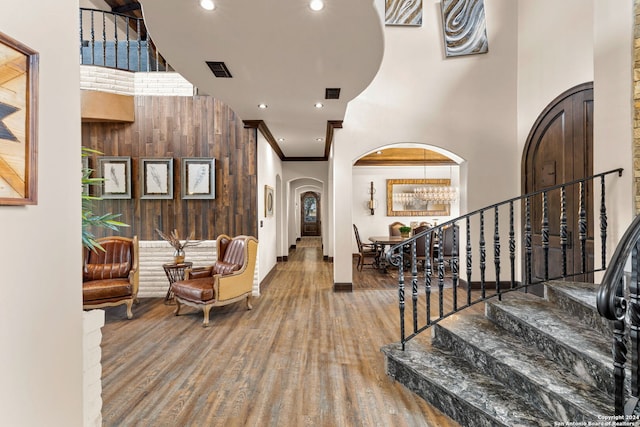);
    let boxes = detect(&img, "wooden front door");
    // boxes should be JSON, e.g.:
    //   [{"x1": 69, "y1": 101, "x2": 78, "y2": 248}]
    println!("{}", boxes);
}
[
  {"x1": 301, "y1": 192, "x2": 321, "y2": 236},
  {"x1": 523, "y1": 82, "x2": 594, "y2": 283}
]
